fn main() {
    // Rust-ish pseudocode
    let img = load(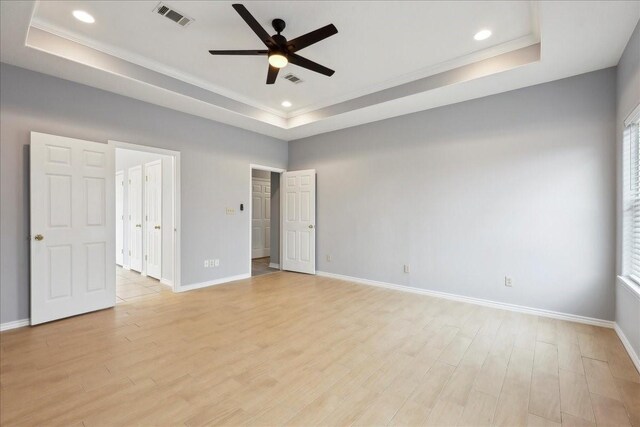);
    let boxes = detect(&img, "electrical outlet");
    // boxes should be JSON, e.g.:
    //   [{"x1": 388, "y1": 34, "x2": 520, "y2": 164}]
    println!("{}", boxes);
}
[
  {"x1": 214, "y1": 259, "x2": 220, "y2": 267},
  {"x1": 404, "y1": 264, "x2": 410, "y2": 273},
  {"x1": 204, "y1": 260, "x2": 210, "y2": 268},
  {"x1": 505, "y1": 276, "x2": 513, "y2": 287},
  {"x1": 226, "y1": 208, "x2": 235, "y2": 215},
  {"x1": 326, "y1": 254, "x2": 332, "y2": 262}
]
